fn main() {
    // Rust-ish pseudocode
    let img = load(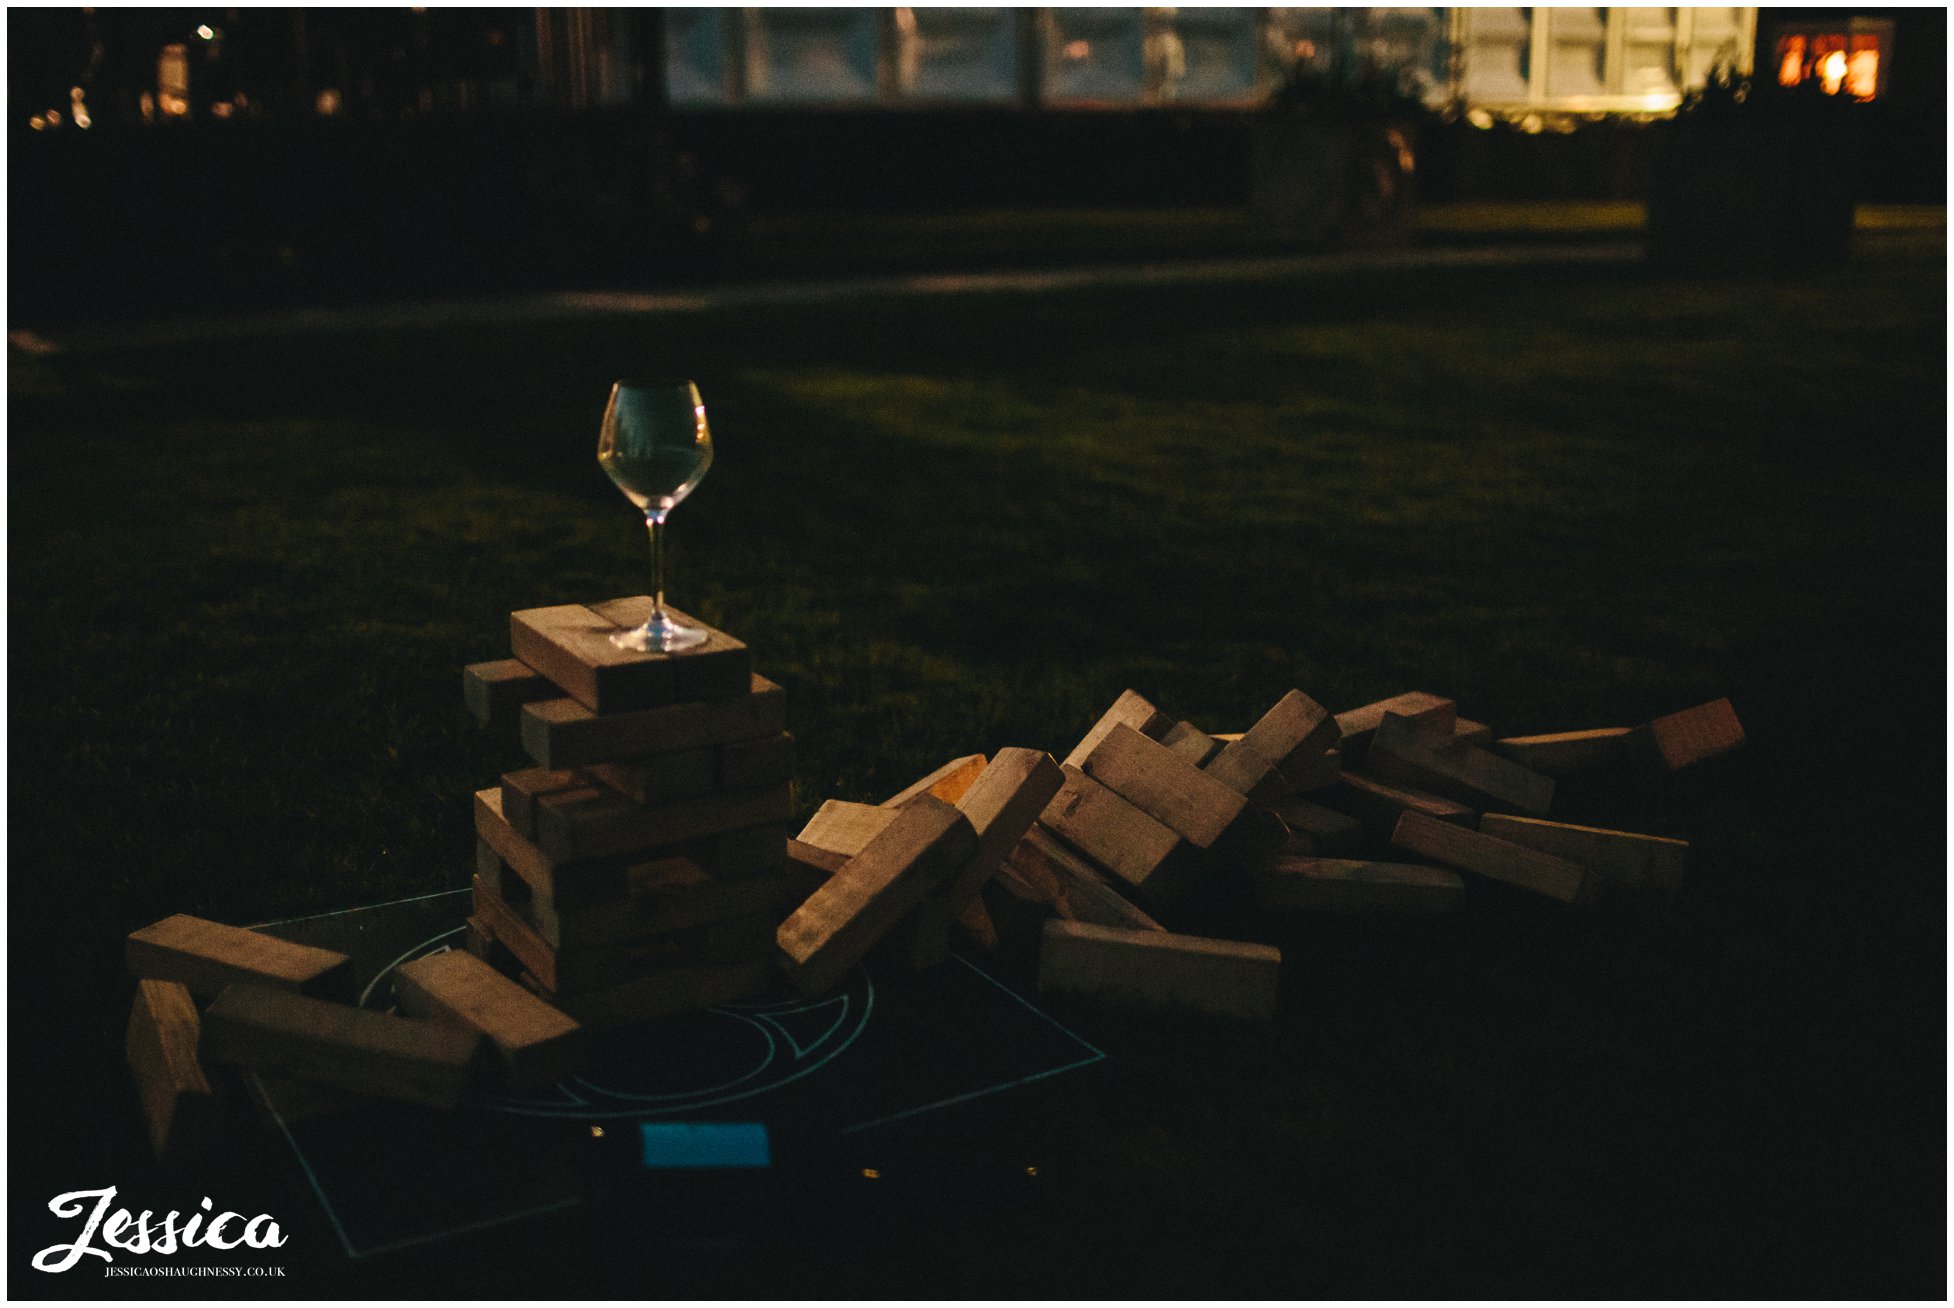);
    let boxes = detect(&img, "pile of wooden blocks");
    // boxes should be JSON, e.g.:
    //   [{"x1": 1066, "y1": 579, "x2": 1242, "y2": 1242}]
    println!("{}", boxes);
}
[
  {"x1": 990, "y1": 688, "x2": 1743, "y2": 1024},
  {"x1": 122, "y1": 912, "x2": 584, "y2": 1159},
  {"x1": 462, "y1": 599, "x2": 804, "y2": 1029}
]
